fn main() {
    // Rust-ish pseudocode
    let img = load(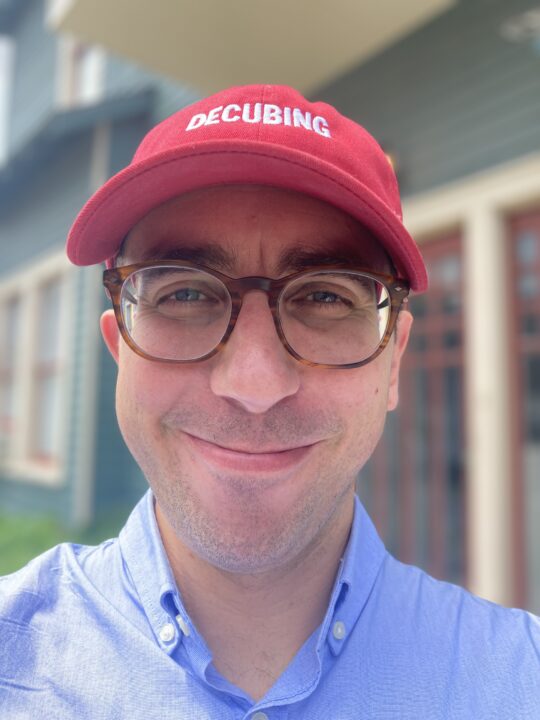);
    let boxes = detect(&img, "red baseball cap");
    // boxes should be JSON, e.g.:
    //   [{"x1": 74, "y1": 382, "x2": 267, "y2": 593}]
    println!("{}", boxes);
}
[{"x1": 66, "y1": 84, "x2": 428, "y2": 292}]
